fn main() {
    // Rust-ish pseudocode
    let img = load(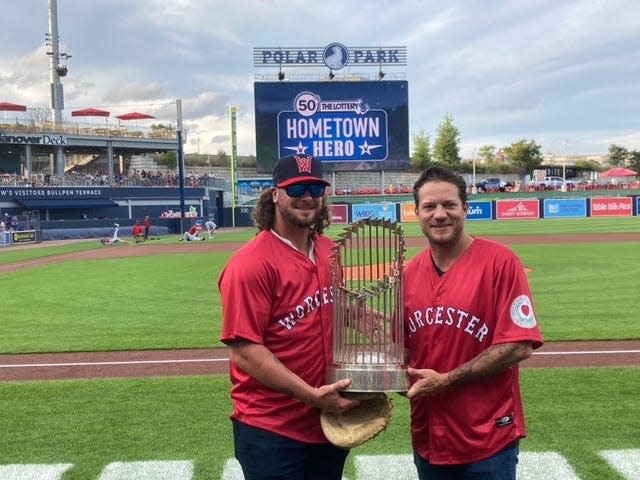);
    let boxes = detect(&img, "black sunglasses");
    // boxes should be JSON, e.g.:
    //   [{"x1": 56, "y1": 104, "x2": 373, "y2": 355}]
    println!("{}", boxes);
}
[{"x1": 284, "y1": 183, "x2": 326, "y2": 198}]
